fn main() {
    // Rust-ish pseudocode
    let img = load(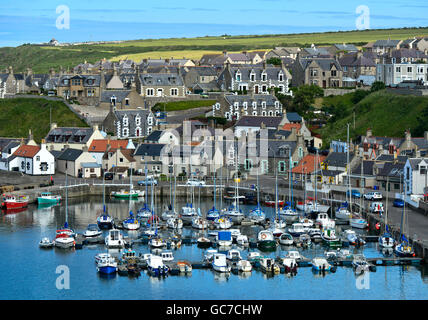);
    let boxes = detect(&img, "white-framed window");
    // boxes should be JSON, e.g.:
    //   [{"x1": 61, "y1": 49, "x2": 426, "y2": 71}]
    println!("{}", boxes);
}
[
  {"x1": 261, "y1": 72, "x2": 267, "y2": 81},
  {"x1": 147, "y1": 116, "x2": 153, "y2": 125},
  {"x1": 243, "y1": 102, "x2": 248, "y2": 110},
  {"x1": 261, "y1": 111, "x2": 267, "y2": 116},
  {"x1": 268, "y1": 110, "x2": 274, "y2": 116},
  {"x1": 262, "y1": 101, "x2": 266, "y2": 109},
  {"x1": 135, "y1": 116, "x2": 141, "y2": 126},
  {"x1": 252, "y1": 101, "x2": 257, "y2": 109},
  {"x1": 236, "y1": 72, "x2": 241, "y2": 82},
  {"x1": 225, "y1": 112, "x2": 230, "y2": 120},
  {"x1": 275, "y1": 101, "x2": 280, "y2": 108},
  {"x1": 170, "y1": 88, "x2": 178, "y2": 96},
  {"x1": 122, "y1": 128, "x2": 129, "y2": 137},
  {"x1": 234, "y1": 102, "x2": 239, "y2": 110},
  {"x1": 278, "y1": 72, "x2": 284, "y2": 81},
  {"x1": 252, "y1": 111, "x2": 257, "y2": 116},
  {"x1": 123, "y1": 115, "x2": 128, "y2": 126},
  {"x1": 215, "y1": 103, "x2": 220, "y2": 110},
  {"x1": 146, "y1": 88, "x2": 154, "y2": 96},
  {"x1": 262, "y1": 85, "x2": 267, "y2": 92},
  {"x1": 250, "y1": 73, "x2": 256, "y2": 81}
]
